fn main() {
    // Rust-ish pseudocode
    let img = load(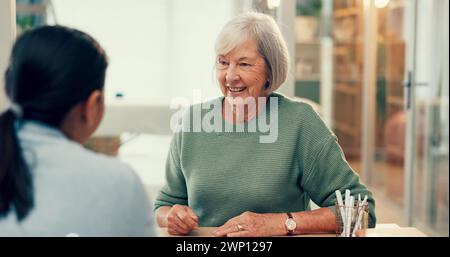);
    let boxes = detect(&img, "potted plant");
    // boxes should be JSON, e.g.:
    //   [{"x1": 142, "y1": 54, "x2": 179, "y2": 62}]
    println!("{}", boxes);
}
[{"x1": 295, "y1": 0, "x2": 322, "y2": 42}]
